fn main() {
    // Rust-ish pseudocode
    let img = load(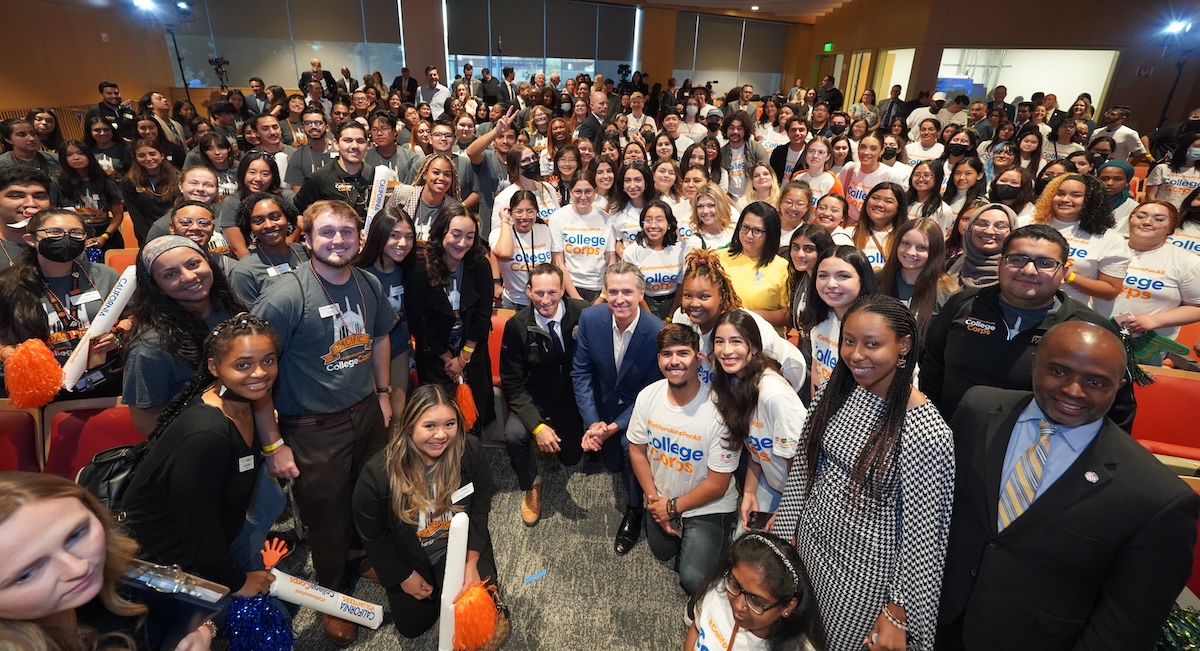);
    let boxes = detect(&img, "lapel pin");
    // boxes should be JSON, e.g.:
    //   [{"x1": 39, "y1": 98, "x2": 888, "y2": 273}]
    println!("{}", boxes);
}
[{"x1": 1084, "y1": 471, "x2": 1099, "y2": 484}]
